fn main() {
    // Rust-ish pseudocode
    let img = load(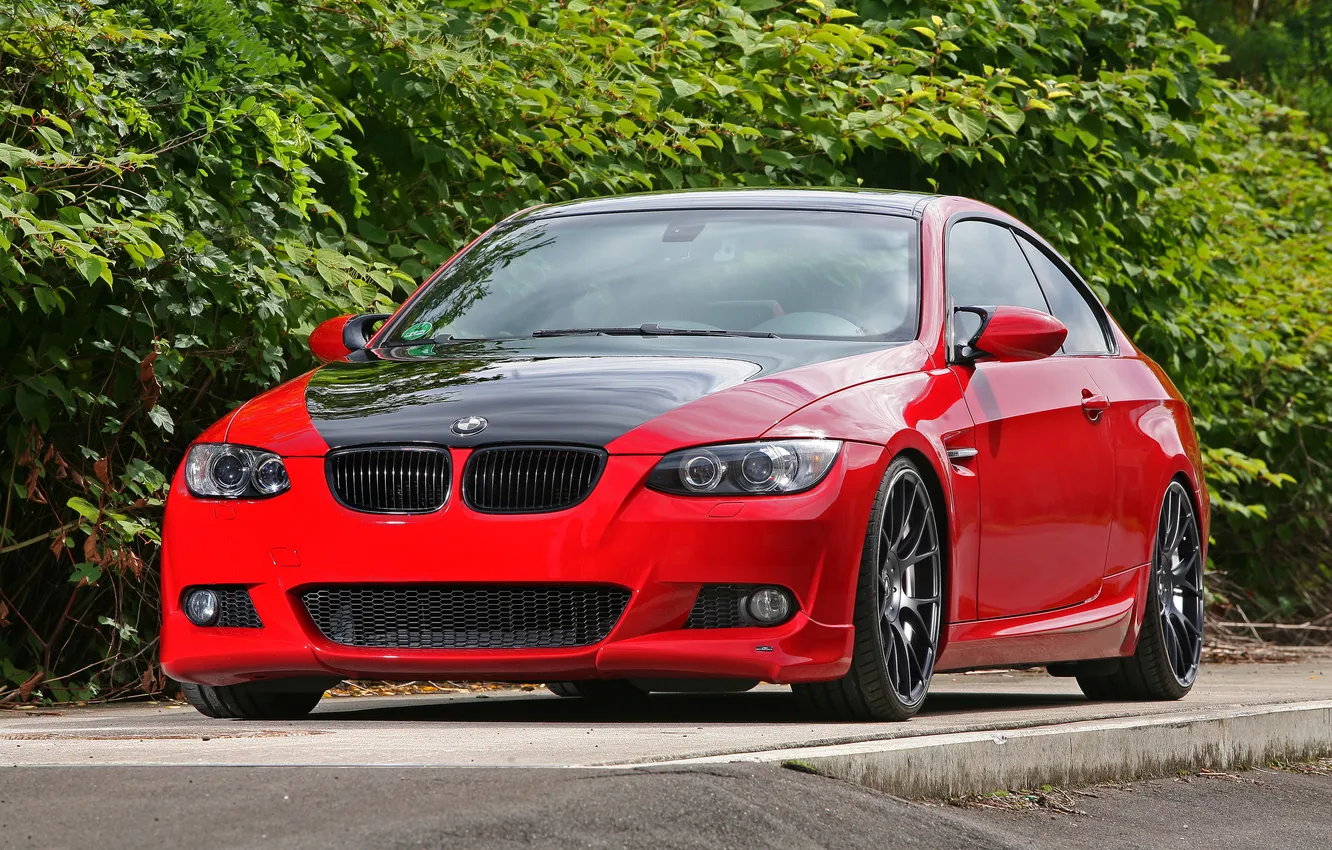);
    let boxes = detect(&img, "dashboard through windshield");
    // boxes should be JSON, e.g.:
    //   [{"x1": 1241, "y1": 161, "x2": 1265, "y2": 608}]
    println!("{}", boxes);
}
[{"x1": 380, "y1": 209, "x2": 920, "y2": 344}]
